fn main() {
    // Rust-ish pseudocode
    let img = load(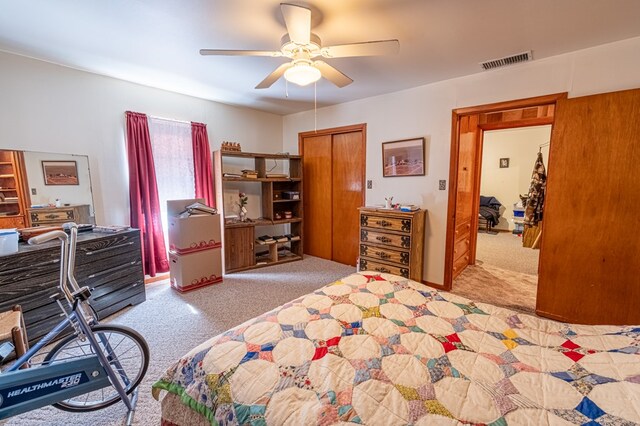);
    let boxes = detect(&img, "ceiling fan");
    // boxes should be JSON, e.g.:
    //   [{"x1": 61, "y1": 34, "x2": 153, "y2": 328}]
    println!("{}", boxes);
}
[{"x1": 200, "y1": 3, "x2": 400, "y2": 89}]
